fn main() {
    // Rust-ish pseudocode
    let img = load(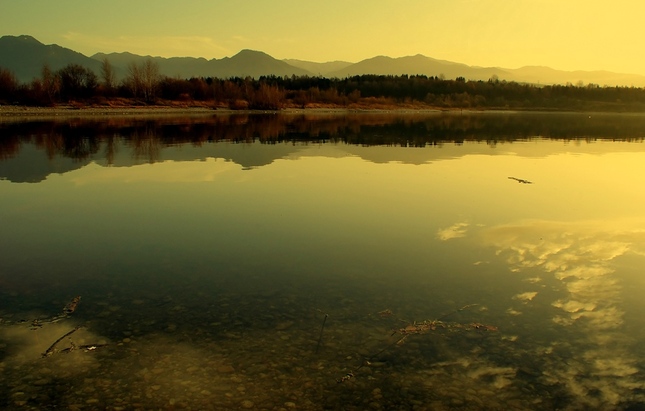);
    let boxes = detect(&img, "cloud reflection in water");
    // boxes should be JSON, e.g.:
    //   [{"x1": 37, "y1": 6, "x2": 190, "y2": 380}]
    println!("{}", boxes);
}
[{"x1": 482, "y1": 219, "x2": 645, "y2": 408}]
